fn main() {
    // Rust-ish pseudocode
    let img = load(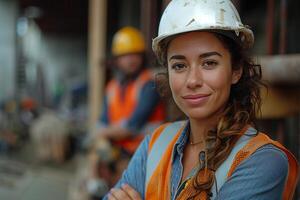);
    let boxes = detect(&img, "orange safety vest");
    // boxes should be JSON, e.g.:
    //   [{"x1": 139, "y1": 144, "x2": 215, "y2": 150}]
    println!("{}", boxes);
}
[
  {"x1": 106, "y1": 69, "x2": 165, "y2": 154},
  {"x1": 145, "y1": 121, "x2": 299, "y2": 200}
]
